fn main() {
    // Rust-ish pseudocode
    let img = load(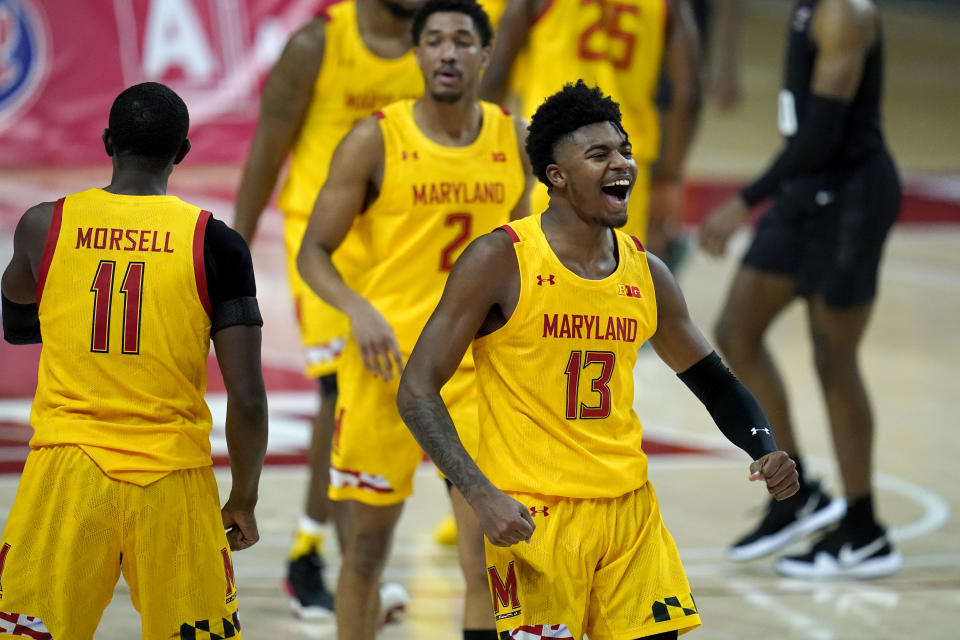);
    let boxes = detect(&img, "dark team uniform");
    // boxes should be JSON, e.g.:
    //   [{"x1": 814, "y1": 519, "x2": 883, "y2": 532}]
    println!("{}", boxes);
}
[{"x1": 743, "y1": 0, "x2": 900, "y2": 306}]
